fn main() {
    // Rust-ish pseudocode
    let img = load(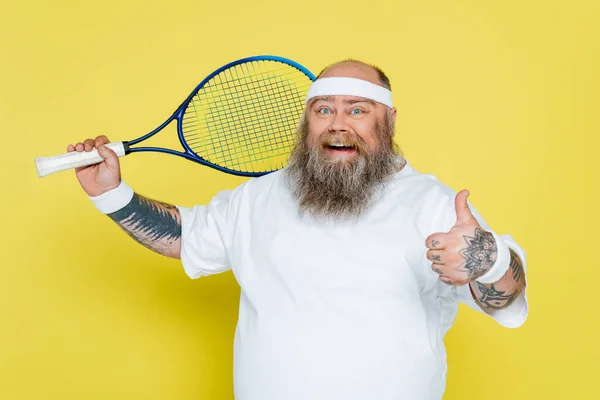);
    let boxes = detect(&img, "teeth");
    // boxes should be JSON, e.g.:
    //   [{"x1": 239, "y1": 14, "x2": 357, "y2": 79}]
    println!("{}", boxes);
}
[{"x1": 330, "y1": 143, "x2": 351, "y2": 148}]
